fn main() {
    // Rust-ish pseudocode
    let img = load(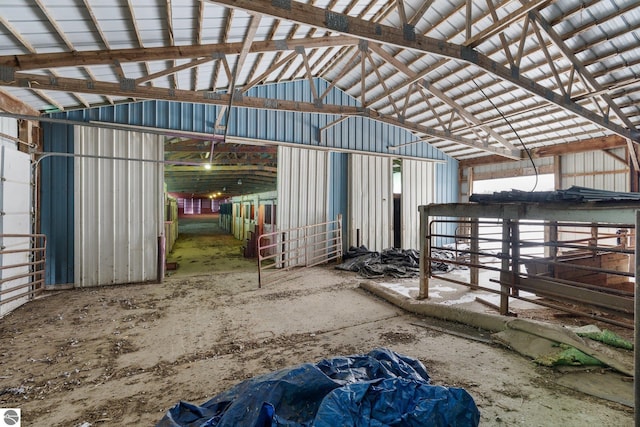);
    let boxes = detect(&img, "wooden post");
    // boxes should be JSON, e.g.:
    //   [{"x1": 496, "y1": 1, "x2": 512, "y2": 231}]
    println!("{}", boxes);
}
[
  {"x1": 499, "y1": 219, "x2": 511, "y2": 315},
  {"x1": 418, "y1": 206, "x2": 429, "y2": 299}
]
